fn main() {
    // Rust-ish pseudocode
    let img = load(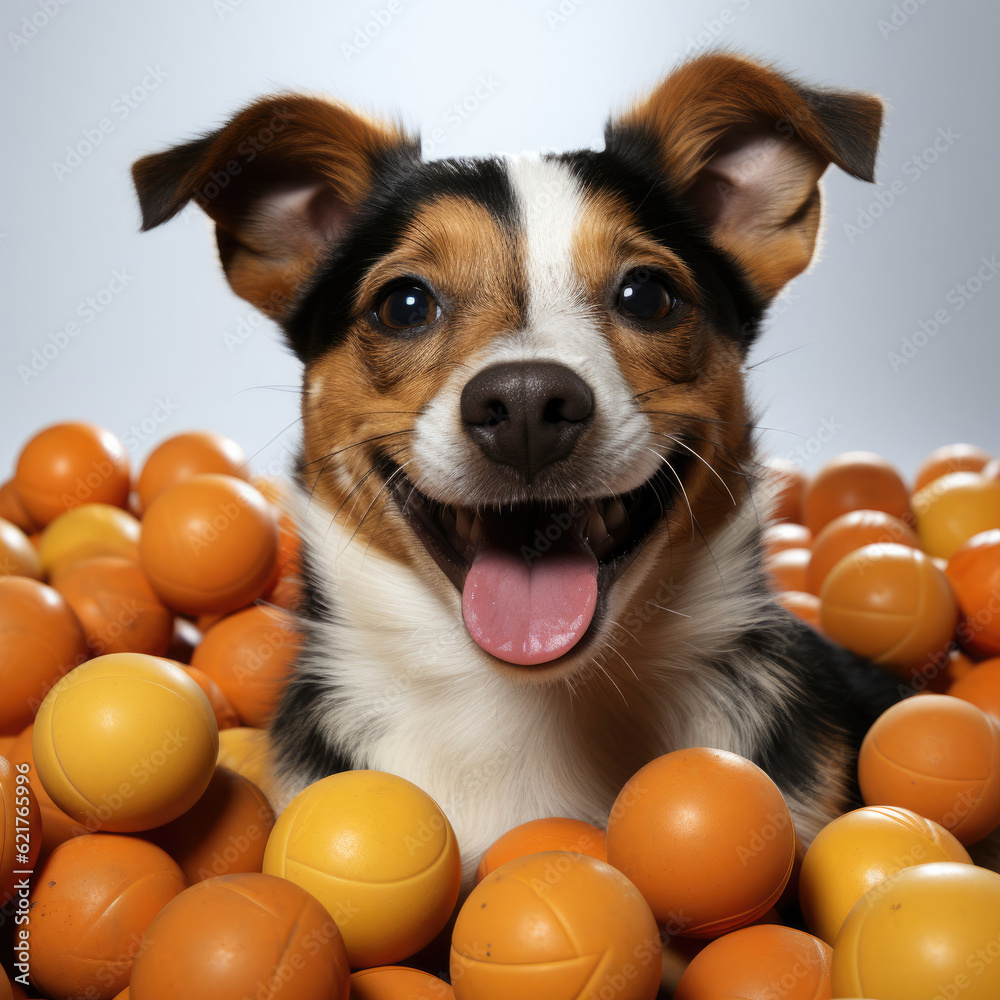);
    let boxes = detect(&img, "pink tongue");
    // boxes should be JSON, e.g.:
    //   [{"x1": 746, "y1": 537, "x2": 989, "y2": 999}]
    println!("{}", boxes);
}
[{"x1": 462, "y1": 543, "x2": 598, "y2": 666}]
